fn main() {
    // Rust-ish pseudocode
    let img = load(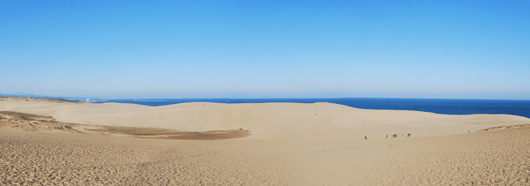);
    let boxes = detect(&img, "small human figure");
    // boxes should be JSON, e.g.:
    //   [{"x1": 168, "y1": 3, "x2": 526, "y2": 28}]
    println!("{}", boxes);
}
[
  {"x1": 468, "y1": 130, "x2": 470, "y2": 133},
  {"x1": 365, "y1": 136, "x2": 368, "y2": 140},
  {"x1": 386, "y1": 135, "x2": 388, "y2": 138}
]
